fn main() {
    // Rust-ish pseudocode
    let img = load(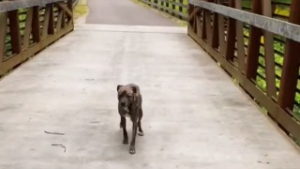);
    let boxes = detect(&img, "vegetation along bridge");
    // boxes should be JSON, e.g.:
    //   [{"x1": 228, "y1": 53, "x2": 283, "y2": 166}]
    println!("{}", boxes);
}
[{"x1": 0, "y1": 0, "x2": 300, "y2": 168}]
